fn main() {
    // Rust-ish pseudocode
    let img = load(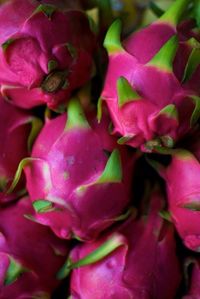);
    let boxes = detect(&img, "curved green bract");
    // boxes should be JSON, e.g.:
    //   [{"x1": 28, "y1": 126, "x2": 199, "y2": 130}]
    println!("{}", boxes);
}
[
  {"x1": 190, "y1": 95, "x2": 200, "y2": 127},
  {"x1": 147, "y1": 35, "x2": 178, "y2": 72},
  {"x1": 4, "y1": 256, "x2": 28, "y2": 286},
  {"x1": 97, "y1": 149, "x2": 122, "y2": 184},
  {"x1": 27, "y1": 117, "x2": 43, "y2": 152},
  {"x1": 158, "y1": 104, "x2": 179, "y2": 121},
  {"x1": 33, "y1": 4, "x2": 56, "y2": 19},
  {"x1": 33, "y1": 200, "x2": 53, "y2": 213},
  {"x1": 103, "y1": 19, "x2": 124, "y2": 54},
  {"x1": 158, "y1": 0, "x2": 190, "y2": 26},
  {"x1": 57, "y1": 233, "x2": 126, "y2": 279},
  {"x1": 65, "y1": 98, "x2": 90, "y2": 130},
  {"x1": 182, "y1": 38, "x2": 200, "y2": 83},
  {"x1": 117, "y1": 77, "x2": 141, "y2": 107},
  {"x1": 6, "y1": 158, "x2": 43, "y2": 194}
]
